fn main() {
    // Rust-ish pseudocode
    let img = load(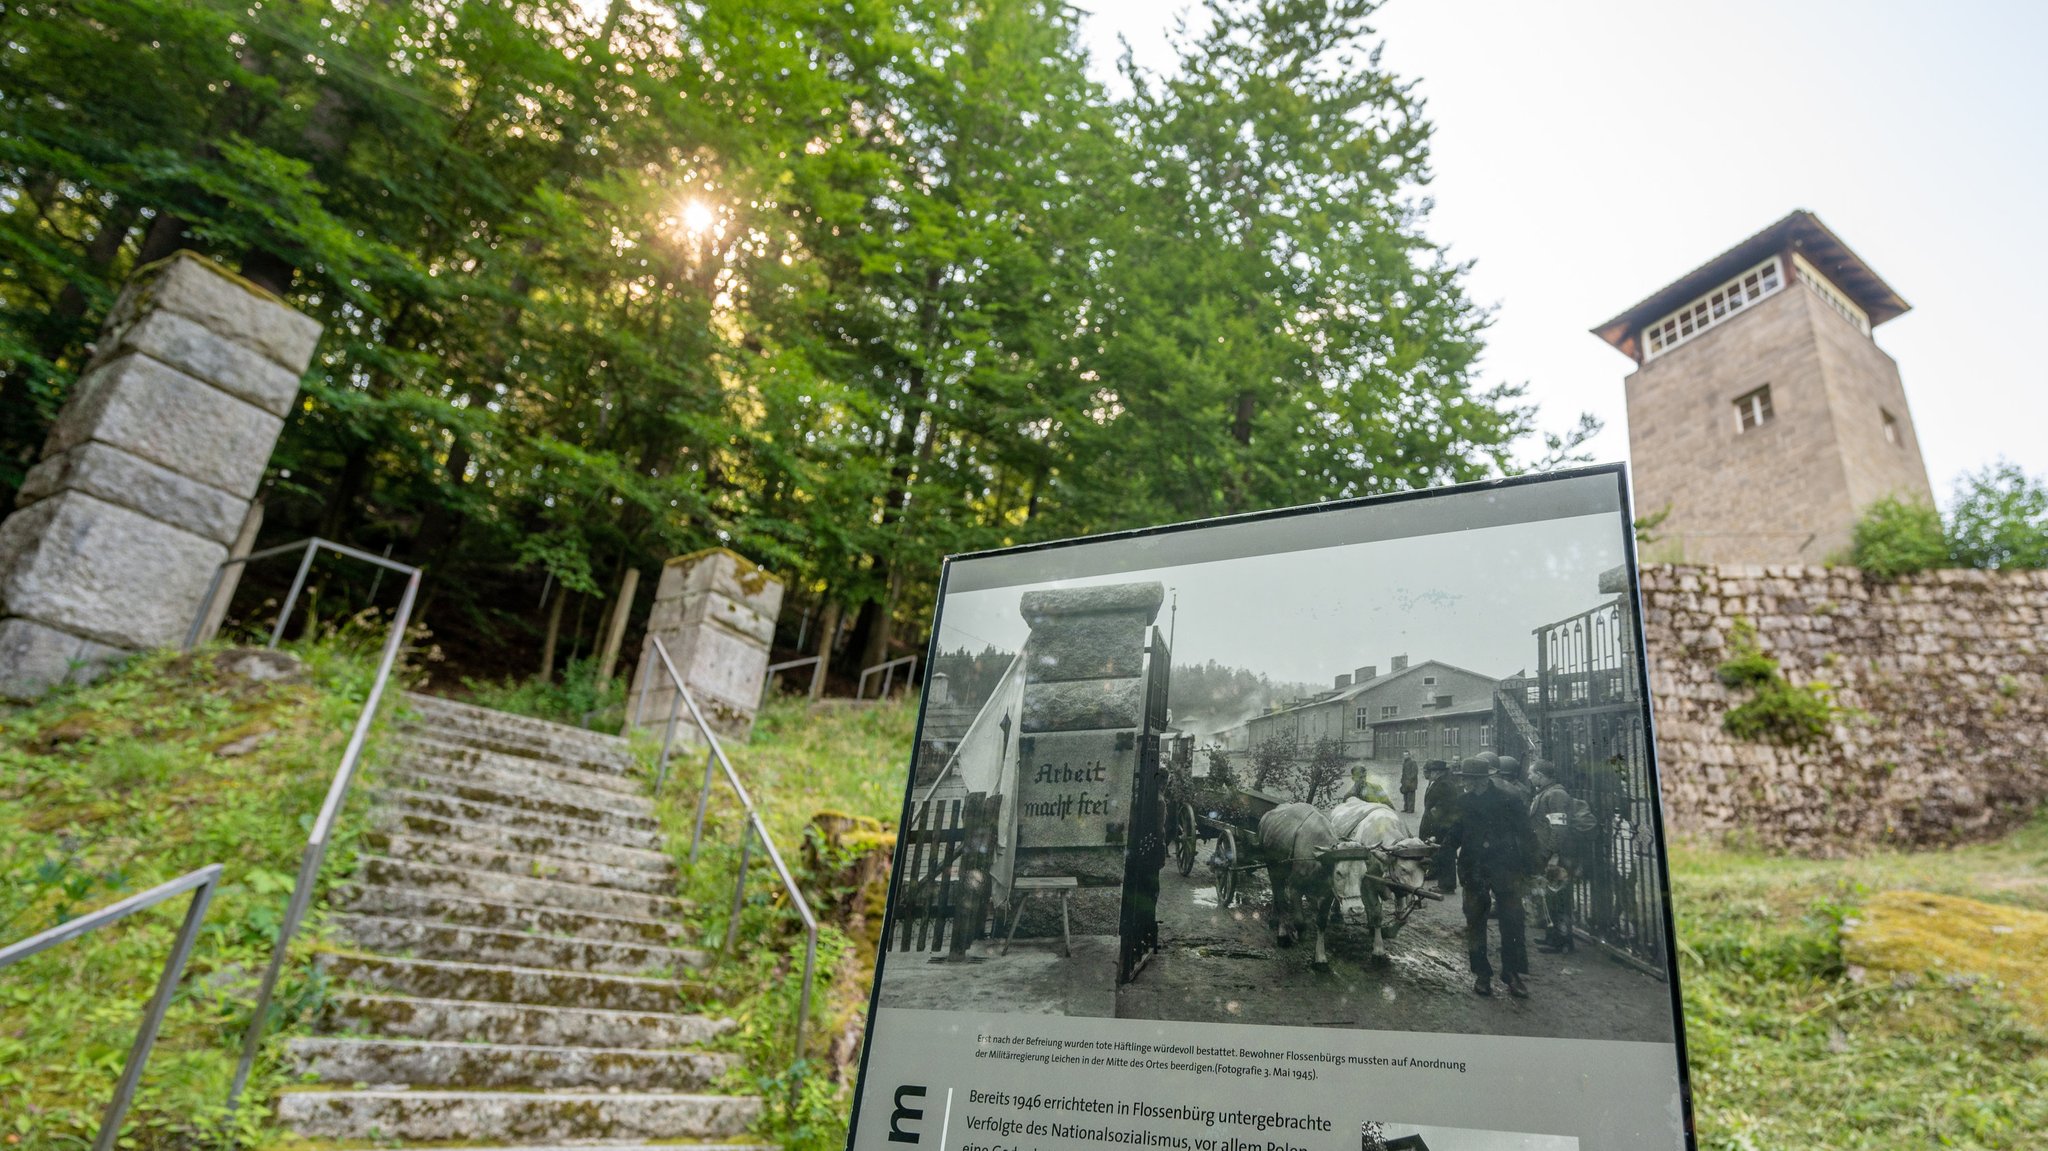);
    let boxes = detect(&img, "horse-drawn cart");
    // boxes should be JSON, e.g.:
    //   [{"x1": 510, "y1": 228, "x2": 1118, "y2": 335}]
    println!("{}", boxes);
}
[{"x1": 1168, "y1": 773, "x2": 1443, "y2": 966}]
